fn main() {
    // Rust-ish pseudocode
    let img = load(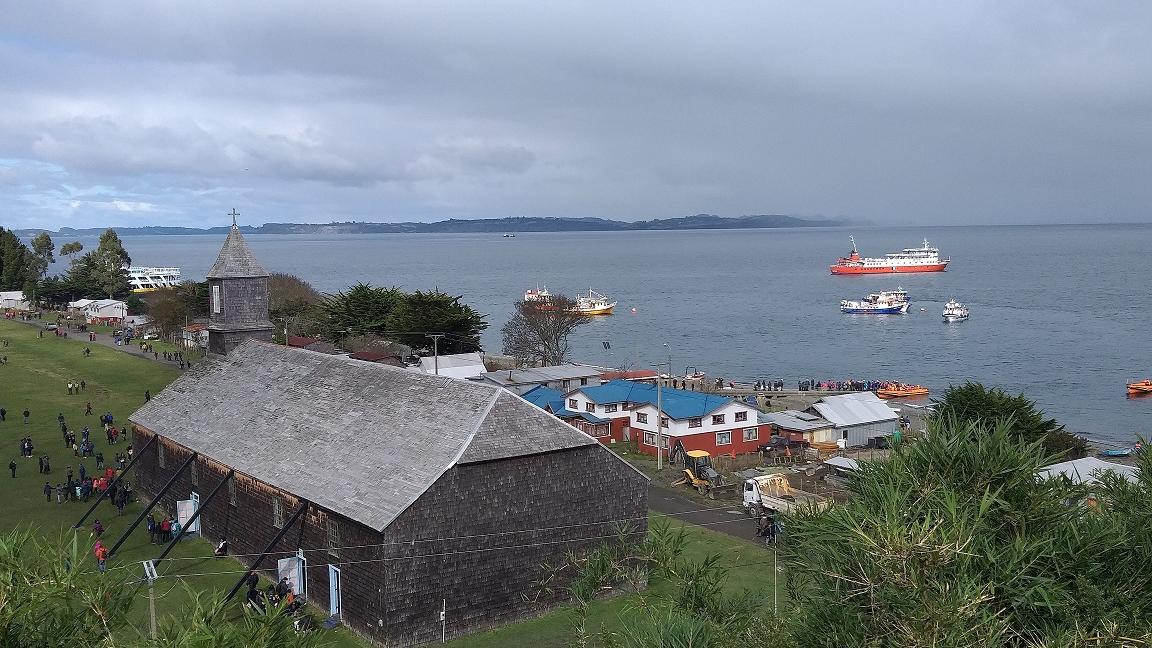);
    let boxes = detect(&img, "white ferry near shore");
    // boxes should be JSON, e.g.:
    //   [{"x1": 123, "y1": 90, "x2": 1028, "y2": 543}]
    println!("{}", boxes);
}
[{"x1": 128, "y1": 266, "x2": 181, "y2": 292}]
